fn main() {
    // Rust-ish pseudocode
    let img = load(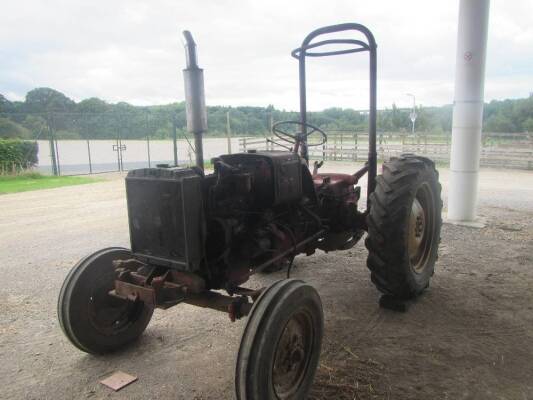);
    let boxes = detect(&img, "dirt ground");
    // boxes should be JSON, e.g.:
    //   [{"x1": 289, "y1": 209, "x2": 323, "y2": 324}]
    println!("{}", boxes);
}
[{"x1": 1, "y1": 163, "x2": 532, "y2": 400}]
